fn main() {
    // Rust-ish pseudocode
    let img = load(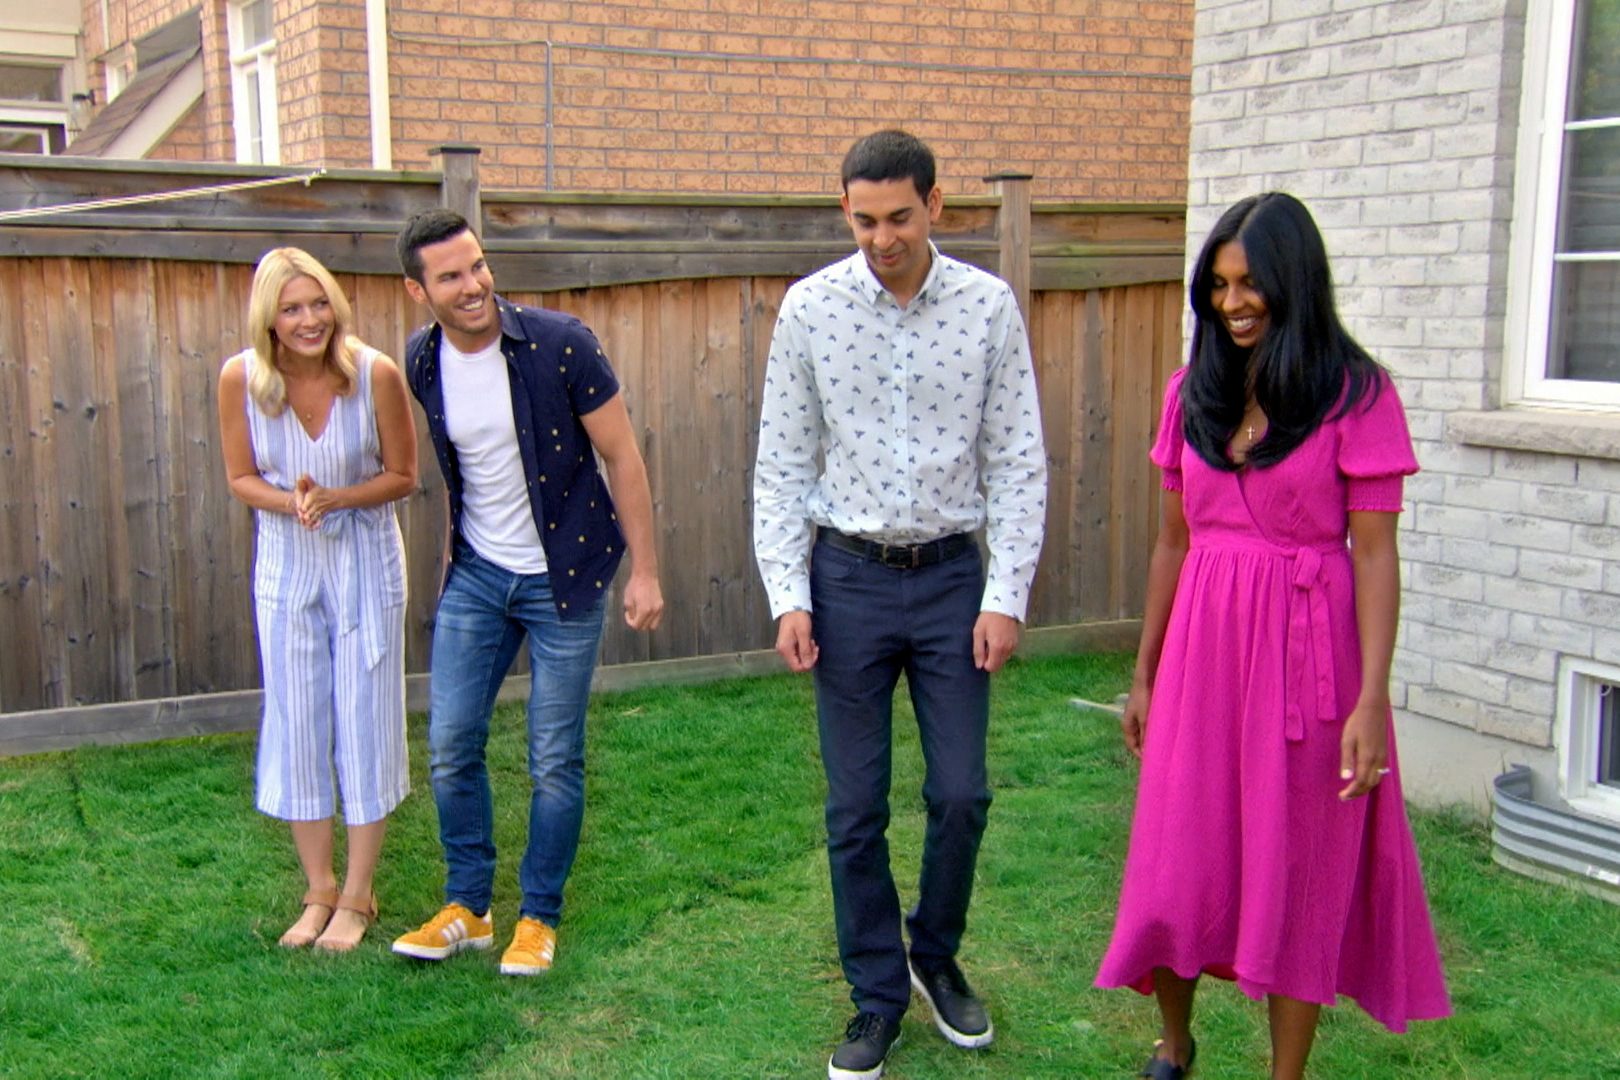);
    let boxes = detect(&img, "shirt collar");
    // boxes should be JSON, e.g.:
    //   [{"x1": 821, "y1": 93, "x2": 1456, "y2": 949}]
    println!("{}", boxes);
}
[
  {"x1": 849, "y1": 242, "x2": 945, "y2": 309},
  {"x1": 494, "y1": 295, "x2": 528, "y2": 344}
]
